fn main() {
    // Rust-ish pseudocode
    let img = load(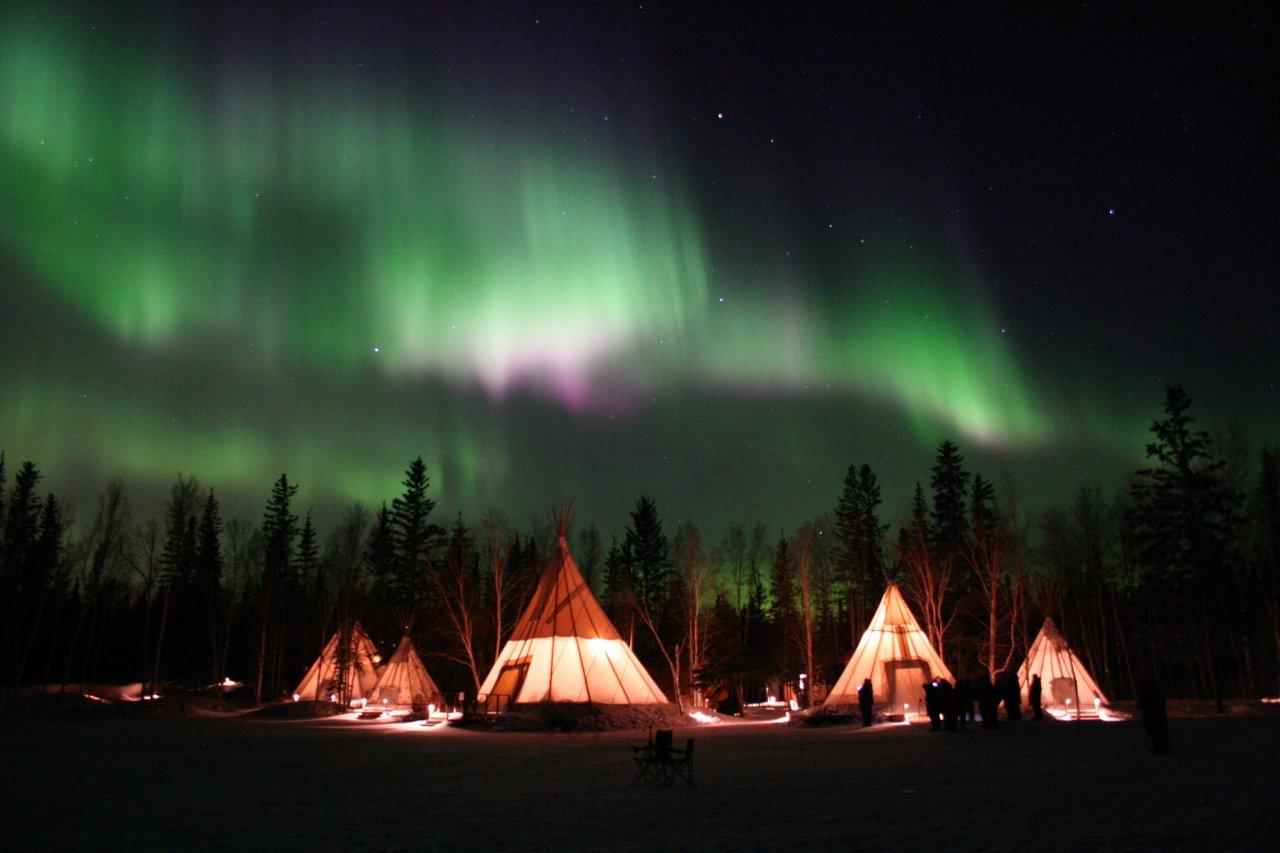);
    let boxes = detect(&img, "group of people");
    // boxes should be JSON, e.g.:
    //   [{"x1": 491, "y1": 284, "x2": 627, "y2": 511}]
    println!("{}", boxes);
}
[
  {"x1": 851, "y1": 671, "x2": 1033, "y2": 731},
  {"x1": 919, "y1": 671, "x2": 1032, "y2": 731},
  {"x1": 849, "y1": 671, "x2": 1172, "y2": 754}
]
